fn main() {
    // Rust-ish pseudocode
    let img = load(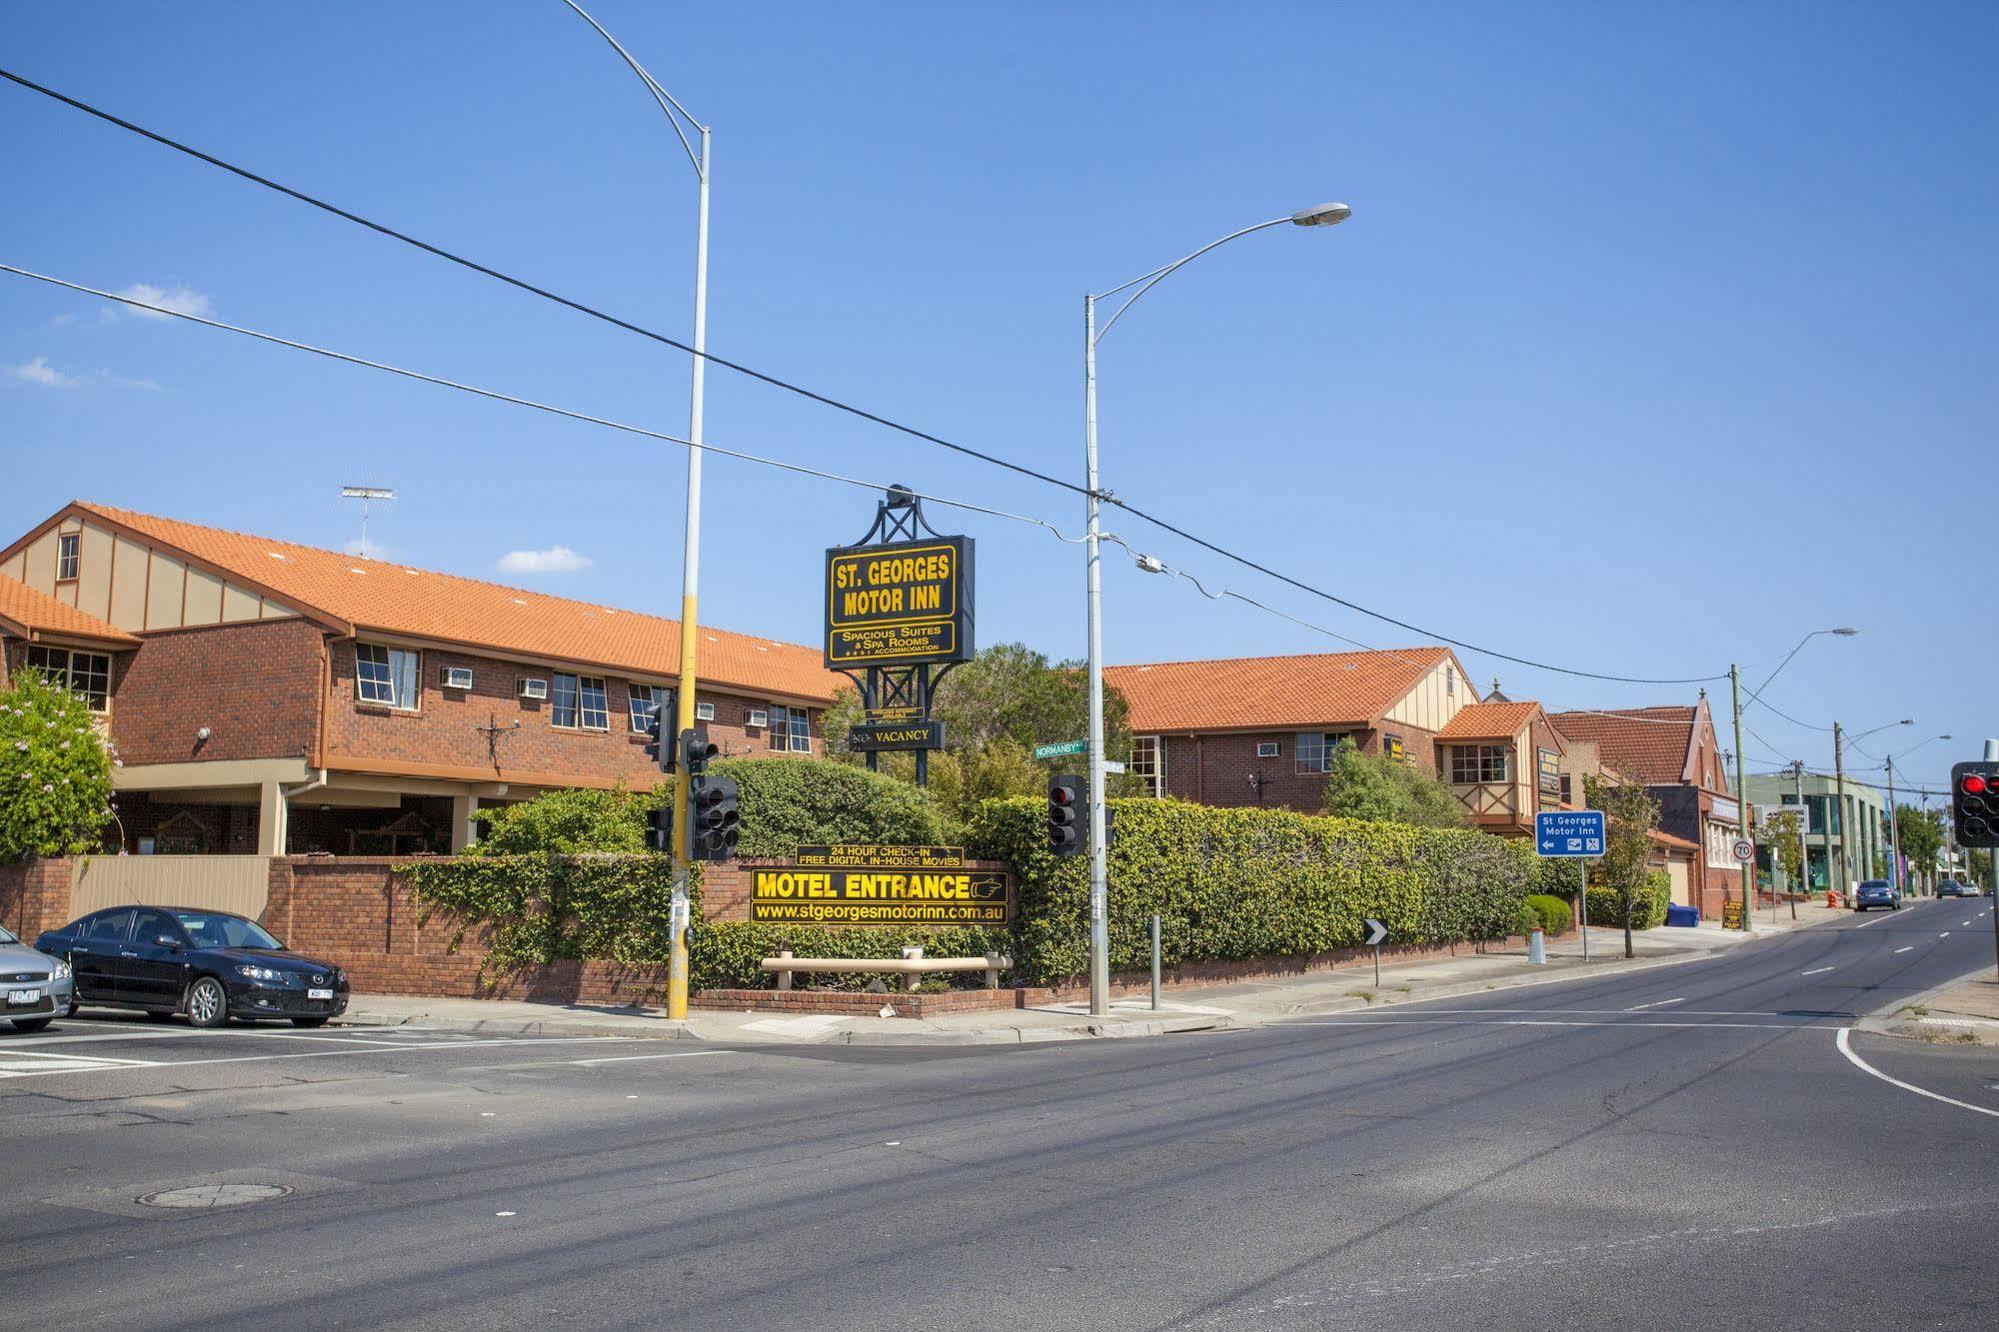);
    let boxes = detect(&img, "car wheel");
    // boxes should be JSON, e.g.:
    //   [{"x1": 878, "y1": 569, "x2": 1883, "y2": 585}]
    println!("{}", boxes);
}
[
  {"x1": 10, "y1": 1018, "x2": 53, "y2": 1034},
  {"x1": 290, "y1": 1017, "x2": 329, "y2": 1028},
  {"x1": 185, "y1": 976, "x2": 228, "y2": 1029}
]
